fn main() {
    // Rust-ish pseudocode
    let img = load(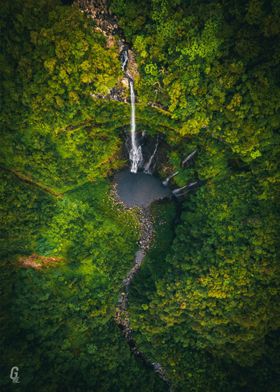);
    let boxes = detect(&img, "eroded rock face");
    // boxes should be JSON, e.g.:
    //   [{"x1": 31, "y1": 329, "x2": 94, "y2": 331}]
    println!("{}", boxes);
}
[
  {"x1": 126, "y1": 49, "x2": 139, "y2": 82},
  {"x1": 76, "y1": 0, "x2": 139, "y2": 102}
]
